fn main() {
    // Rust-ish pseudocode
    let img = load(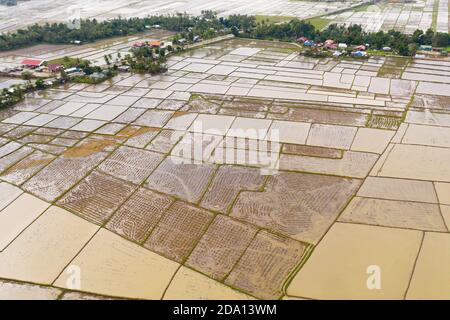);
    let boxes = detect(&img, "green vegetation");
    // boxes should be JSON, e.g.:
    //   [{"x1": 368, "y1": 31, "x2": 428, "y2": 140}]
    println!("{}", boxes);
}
[
  {"x1": 47, "y1": 56, "x2": 80, "y2": 67},
  {"x1": 124, "y1": 46, "x2": 169, "y2": 74},
  {"x1": 377, "y1": 66, "x2": 403, "y2": 78},
  {"x1": 353, "y1": 3, "x2": 372, "y2": 12},
  {"x1": 0, "y1": 86, "x2": 23, "y2": 109},
  {"x1": 68, "y1": 70, "x2": 116, "y2": 84},
  {"x1": 303, "y1": 47, "x2": 332, "y2": 58},
  {"x1": 366, "y1": 49, "x2": 390, "y2": 56},
  {"x1": 21, "y1": 70, "x2": 33, "y2": 82},
  {"x1": 304, "y1": 17, "x2": 330, "y2": 30},
  {"x1": 255, "y1": 15, "x2": 293, "y2": 24},
  {"x1": 59, "y1": 57, "x2": 100, "y2": 74},
  {"x1": 0, "y1": 11, "x2": 254, "y2": 51},
  {"x1": 0, "y1": 11, "x2": 449, "y2": 57},
  {"x1": 244, "y1": 20, "x2": 449, "y2": 56},
  {"x1": 0, "y1": 10, "x2": 449, "y2": 110},
  {"x1": 432, "y1": 0, "x2": 439, "y2": 32},
  {"x1": 57, "y1": 57, "x2": 117, "y2": 84},
  {"x1": 0, "y1": 59, "x2": 118, "y2": 109}
]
